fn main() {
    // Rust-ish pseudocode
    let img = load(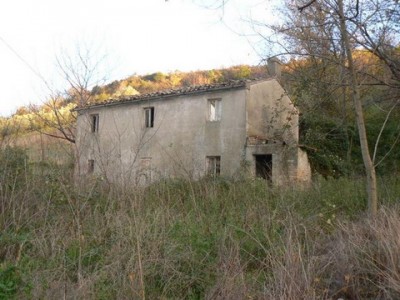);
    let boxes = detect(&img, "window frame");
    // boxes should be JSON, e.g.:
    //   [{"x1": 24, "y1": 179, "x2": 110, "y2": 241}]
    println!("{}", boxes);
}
[
  {"x1": 144, "y1": 107, "x2": 155, "y2": 128},
  {"x1": 90, "y1": 114, "x2": 99, "y2": 133},
  {"x1": 88, "y1": 159, "x2": 95, "y2": 174},
  {"x1": 139, "y1": 157, "x2": 152, "y2": 184},
  {"x1": 206, "y1": 156, "x2": 221, "y2": 176},
  {"x1": 208, "y1": 98, "x2": 222, "y2": 122},
  {"x1": 254, "y1": 154, "x2": 273, "y2": 181}
]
